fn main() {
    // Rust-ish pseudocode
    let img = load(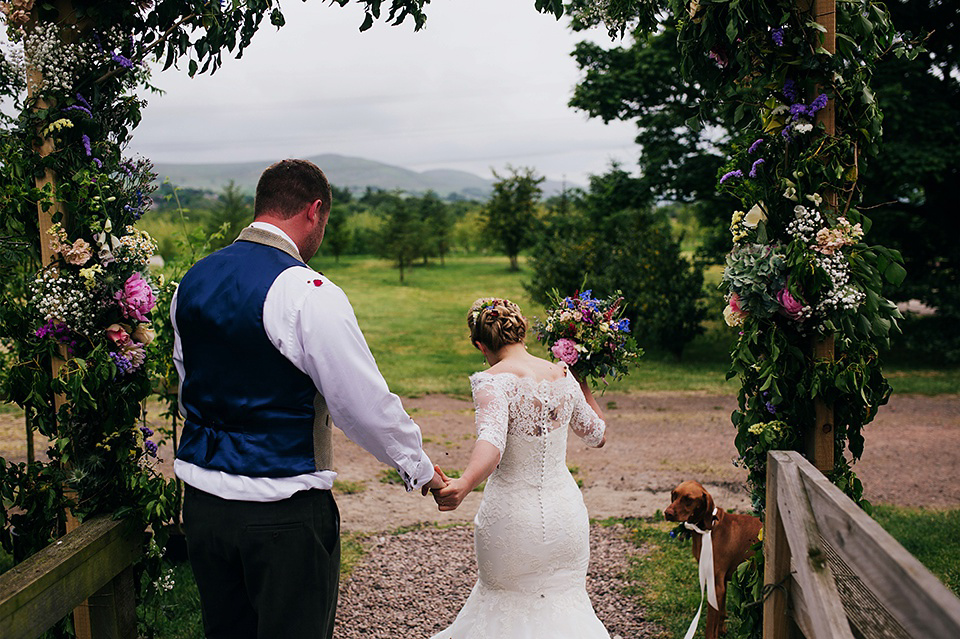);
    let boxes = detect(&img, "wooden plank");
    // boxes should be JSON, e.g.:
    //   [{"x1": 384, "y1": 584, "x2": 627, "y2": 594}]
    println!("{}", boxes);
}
[
  {"x1": 89, "y1": 565, "x2": 137, "y2": 639},
  {"x1": 0, "y1": 517, "x2": 142, "y2": 639},
  {"x1": 774, "y1": 451, "x2": 854, "y2": 639},
  {"x1": 797, "y1": 455, "x2": 960, "y2": 638},
  {"x1": 764, "y1": 452, "x2": 793, "y2": 639},
  {"x1": 819, "y1": 534, "x2": 912, "y2": 639}
]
